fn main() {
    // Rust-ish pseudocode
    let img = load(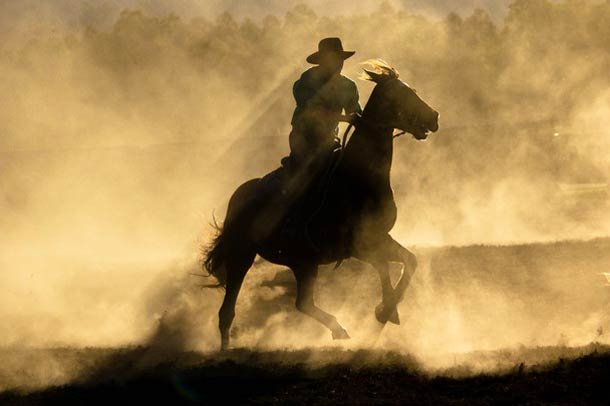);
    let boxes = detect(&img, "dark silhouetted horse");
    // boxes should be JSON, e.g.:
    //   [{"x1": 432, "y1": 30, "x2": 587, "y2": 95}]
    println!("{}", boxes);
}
[{"x1": 204, "y1": 60, "x2": 439, "y2": 350}]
